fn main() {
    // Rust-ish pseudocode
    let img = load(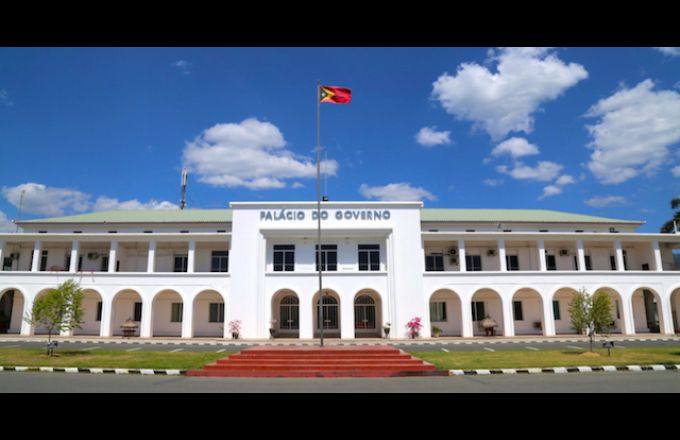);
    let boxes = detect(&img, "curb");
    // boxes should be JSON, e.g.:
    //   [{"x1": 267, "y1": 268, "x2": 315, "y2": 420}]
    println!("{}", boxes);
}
[
  {"x1": 449, "y1": 364, "x2": 680, "y2": 376},
  {"x1": 0, "y1": 366, "x2": 185, "y2": 376}
]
